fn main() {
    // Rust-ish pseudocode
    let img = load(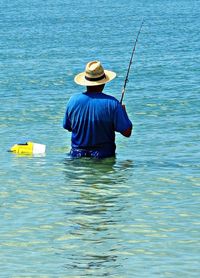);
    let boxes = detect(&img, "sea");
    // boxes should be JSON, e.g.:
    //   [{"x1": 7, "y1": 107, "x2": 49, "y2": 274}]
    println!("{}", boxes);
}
[{"x1": 0, "y1": 0, "x2": 199, "y2": 277}]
